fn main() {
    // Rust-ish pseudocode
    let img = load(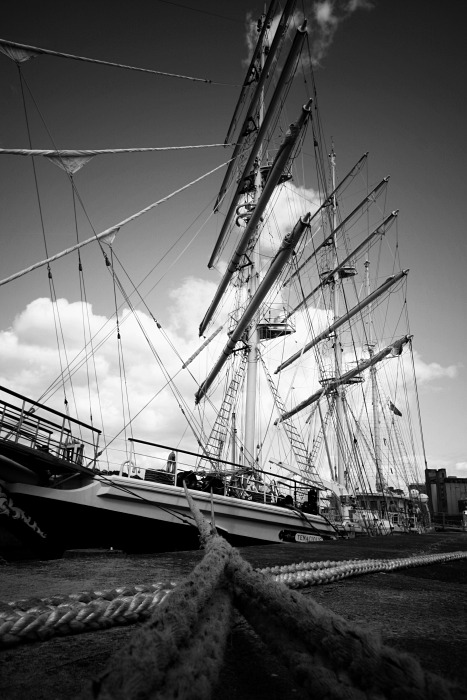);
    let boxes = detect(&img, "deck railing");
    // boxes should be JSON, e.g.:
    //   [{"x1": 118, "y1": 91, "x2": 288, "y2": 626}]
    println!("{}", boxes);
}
[
  {"x1": 127, "y1": 438, "x2": 319, "y2": 510},
  {"x1": 0, "y1": 386, "x2": 101, "y2": 466}
]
